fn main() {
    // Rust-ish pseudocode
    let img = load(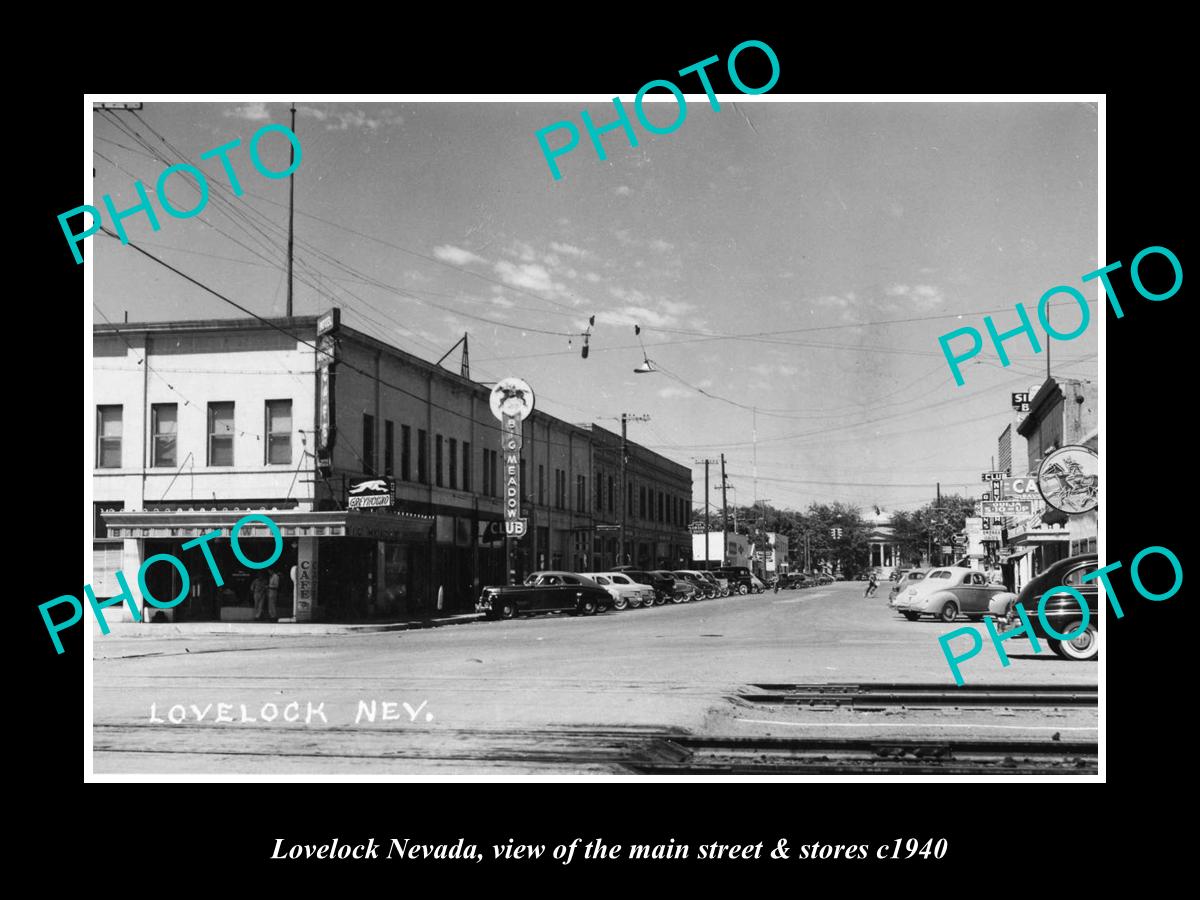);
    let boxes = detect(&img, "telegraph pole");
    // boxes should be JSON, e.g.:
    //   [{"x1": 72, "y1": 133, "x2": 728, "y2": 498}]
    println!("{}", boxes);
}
[
  {"x1": 694, "y1": 458, "x2": 719, "y2": 567},
  {"x1": 720, "y1": 453, "x2": 729, "y2": 566},
  {"x1": 286, "y1": 102, "x2": 297, "y2": 317}
]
